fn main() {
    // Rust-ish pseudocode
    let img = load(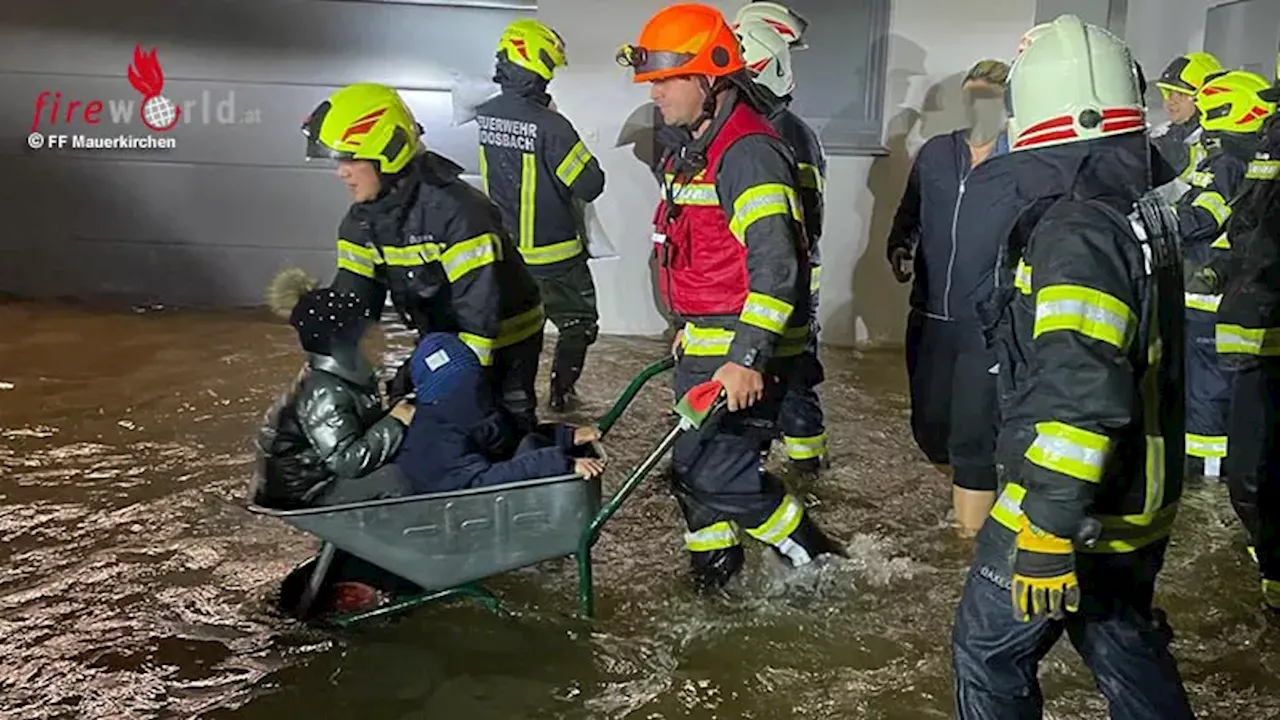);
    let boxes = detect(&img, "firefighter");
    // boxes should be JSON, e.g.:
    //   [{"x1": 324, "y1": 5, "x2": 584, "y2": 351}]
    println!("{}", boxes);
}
[
  {"x1": 1152, "y1": 52, "x2": 1223, "y2": 189},
  {"x1": 951, "y1": 15, "x2": 1194, "y2": 717},
  {"x1": 1175, "y1": 70, "x2": 1272, "y2": 481},
  {"x1": 1213, "y1": 71, "x2": 1280, "y2": 609},
  {"x1": 617, "y1": 2, "x2": 842, "y2": 589},
  {"x1": 476, "y1": 20, "x2": 607, "y2": 412},
  {"x1": 303, "y1": 82, "x2": 546, "y2": 432},
  {"x1": 733, "y1": 15, "x2": 829, "y2": 475}
]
